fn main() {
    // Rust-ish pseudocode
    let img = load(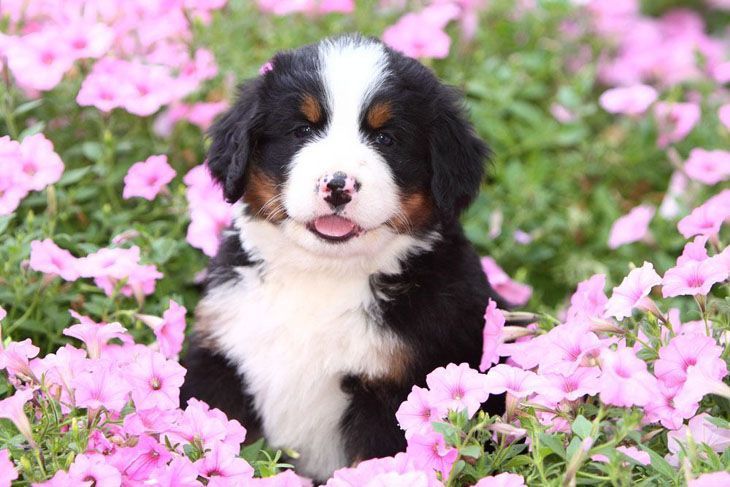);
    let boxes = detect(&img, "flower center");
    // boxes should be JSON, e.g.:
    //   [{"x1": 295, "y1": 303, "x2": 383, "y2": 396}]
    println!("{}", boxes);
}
[{"x1": 150, "y1": 377, "x2": 161, "y2": 390}]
